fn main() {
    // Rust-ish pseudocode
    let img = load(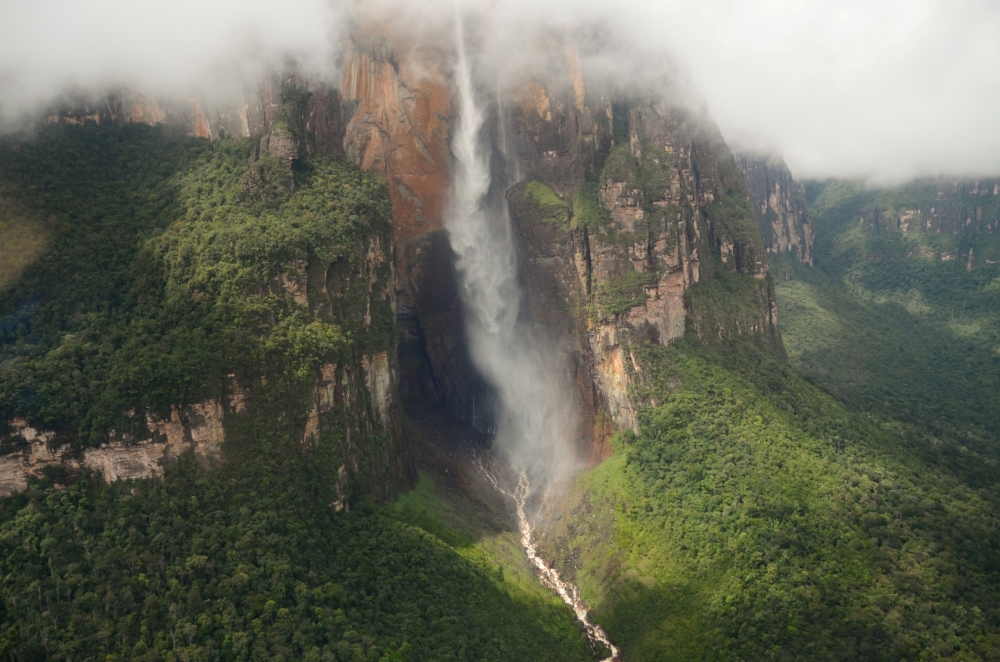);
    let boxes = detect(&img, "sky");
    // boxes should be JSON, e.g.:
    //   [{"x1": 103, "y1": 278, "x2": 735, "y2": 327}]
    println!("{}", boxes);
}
[{"x1": 1, "y1": 0, "x2": 998, "y2": 184}]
